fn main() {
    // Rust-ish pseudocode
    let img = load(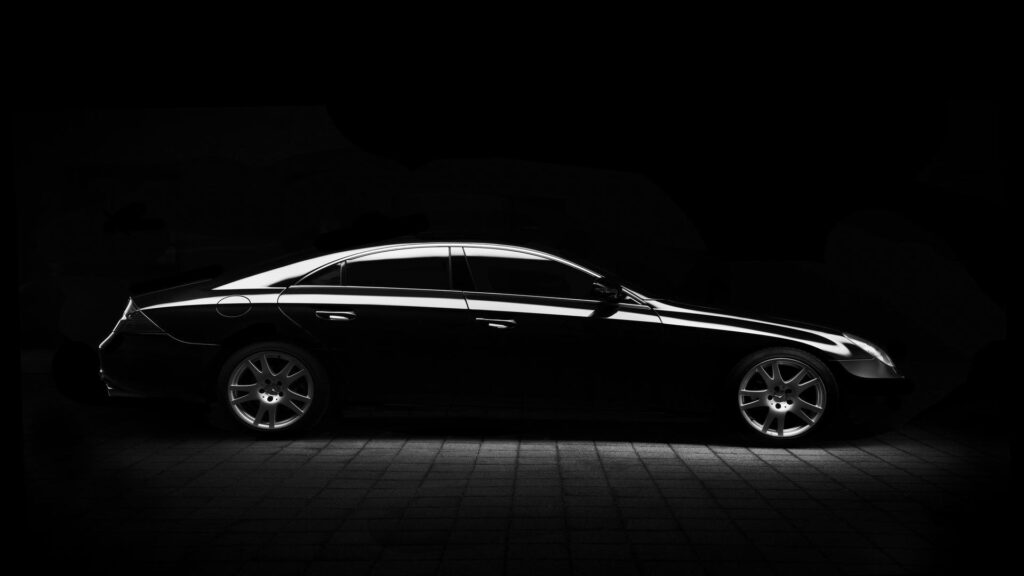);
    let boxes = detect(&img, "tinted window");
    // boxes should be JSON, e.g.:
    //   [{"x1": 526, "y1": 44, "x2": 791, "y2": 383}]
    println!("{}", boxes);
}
[
  {"x1": 342, "y1": 247, "x2": 450, "y2": 290},
  {"x1": 298, "y1": 264, "x2": 341, "y2": 286},
  {"x1": 464, "y1": 247, "x2": 596, "y2": 299}
]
